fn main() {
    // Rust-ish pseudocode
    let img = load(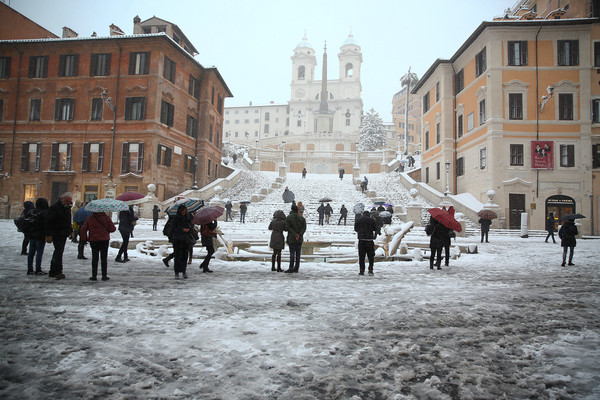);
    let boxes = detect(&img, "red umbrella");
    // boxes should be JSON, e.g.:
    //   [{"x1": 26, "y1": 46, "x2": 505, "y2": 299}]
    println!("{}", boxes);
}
[
  {"x1": 192, "y1": 206, "x2": 224, "y2": 225},
  {"x1": 427, "y1": 208, "x2": 462, "y2": 232},
  {"x1": 116, "y1": 192, "x2": 145, "y2": 204},
  {"x1": 477, "y1": 209, "x2": 498, "y2": 220}
]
